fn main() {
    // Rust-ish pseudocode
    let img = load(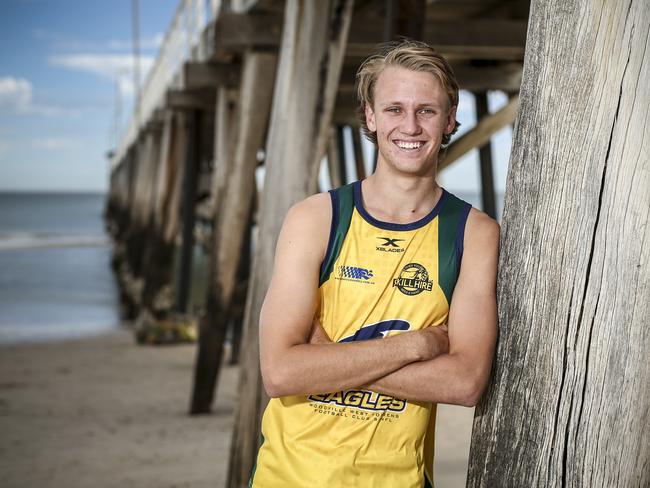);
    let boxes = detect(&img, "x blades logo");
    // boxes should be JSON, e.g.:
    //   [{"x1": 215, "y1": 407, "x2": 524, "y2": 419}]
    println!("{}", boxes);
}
[{"x1": 376, "y1": 236, "x2": 405, "y2": 253}]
